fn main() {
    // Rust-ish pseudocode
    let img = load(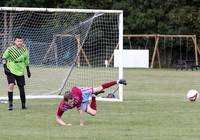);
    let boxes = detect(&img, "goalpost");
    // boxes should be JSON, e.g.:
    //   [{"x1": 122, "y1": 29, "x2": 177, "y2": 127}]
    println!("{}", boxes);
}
[{"x1": 0, "y1": 7, "x2": 124, "y2": 102}]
